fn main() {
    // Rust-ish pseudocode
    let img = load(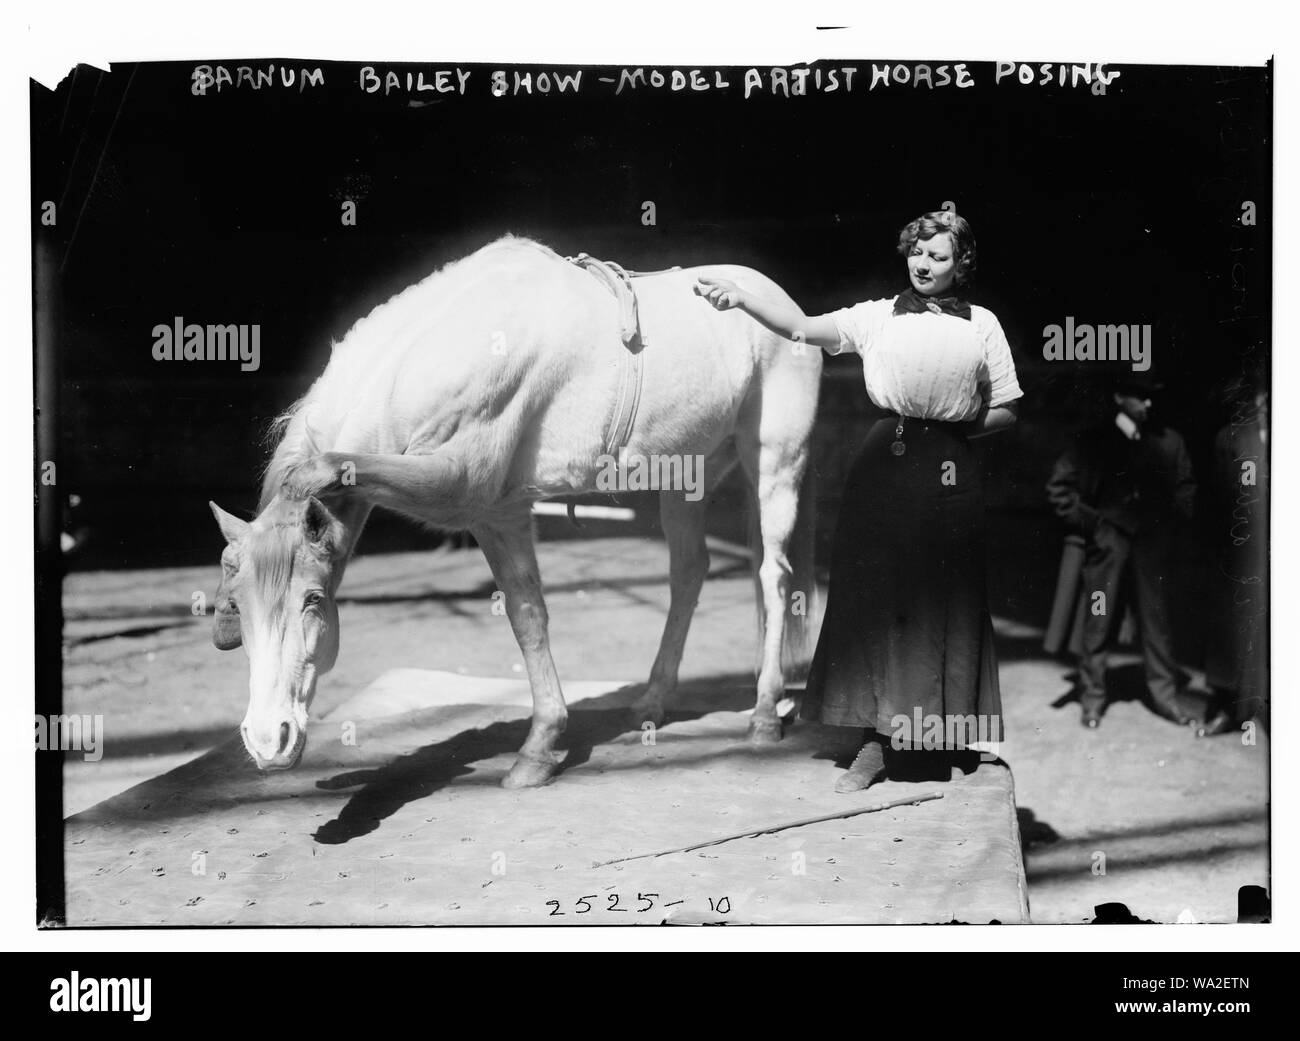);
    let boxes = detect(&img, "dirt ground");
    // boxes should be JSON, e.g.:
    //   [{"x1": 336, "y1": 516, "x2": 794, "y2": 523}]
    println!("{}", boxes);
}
[
  {"x1": 64, "y1": 681, "x2": 1029, "y2": 927},
  {"x1": 61, "y1": 534, "x2": 1268, "y2": 924}
]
